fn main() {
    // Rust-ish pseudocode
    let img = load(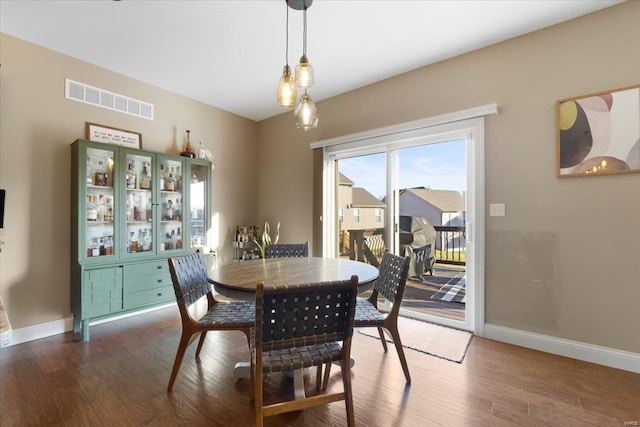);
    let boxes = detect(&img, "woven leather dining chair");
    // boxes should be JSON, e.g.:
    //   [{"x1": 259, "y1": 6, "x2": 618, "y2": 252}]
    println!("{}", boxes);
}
[
  {"x1": 167, "y1": 252, "x2": 254, "y2": 392},
  {"x1": 323, "y1": 251, "x2": 412, "y2": 386},
  {"x1": 265, "y1": 242, "x2": 309, "y2": 258},
  {"x1": 252, "y1": 276, "x2": 359, "y2": 427}
]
